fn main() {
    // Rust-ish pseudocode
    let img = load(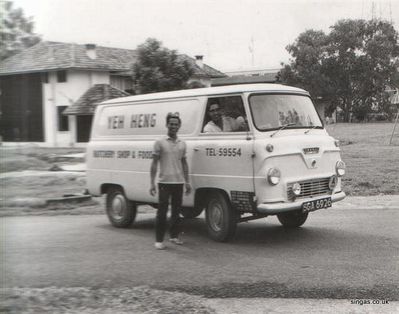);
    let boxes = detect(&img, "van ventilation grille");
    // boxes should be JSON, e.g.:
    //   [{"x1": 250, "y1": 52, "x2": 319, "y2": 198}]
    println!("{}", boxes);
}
[{"x1": 287, "y1": 177, "x2": 331, "y2": 201}]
